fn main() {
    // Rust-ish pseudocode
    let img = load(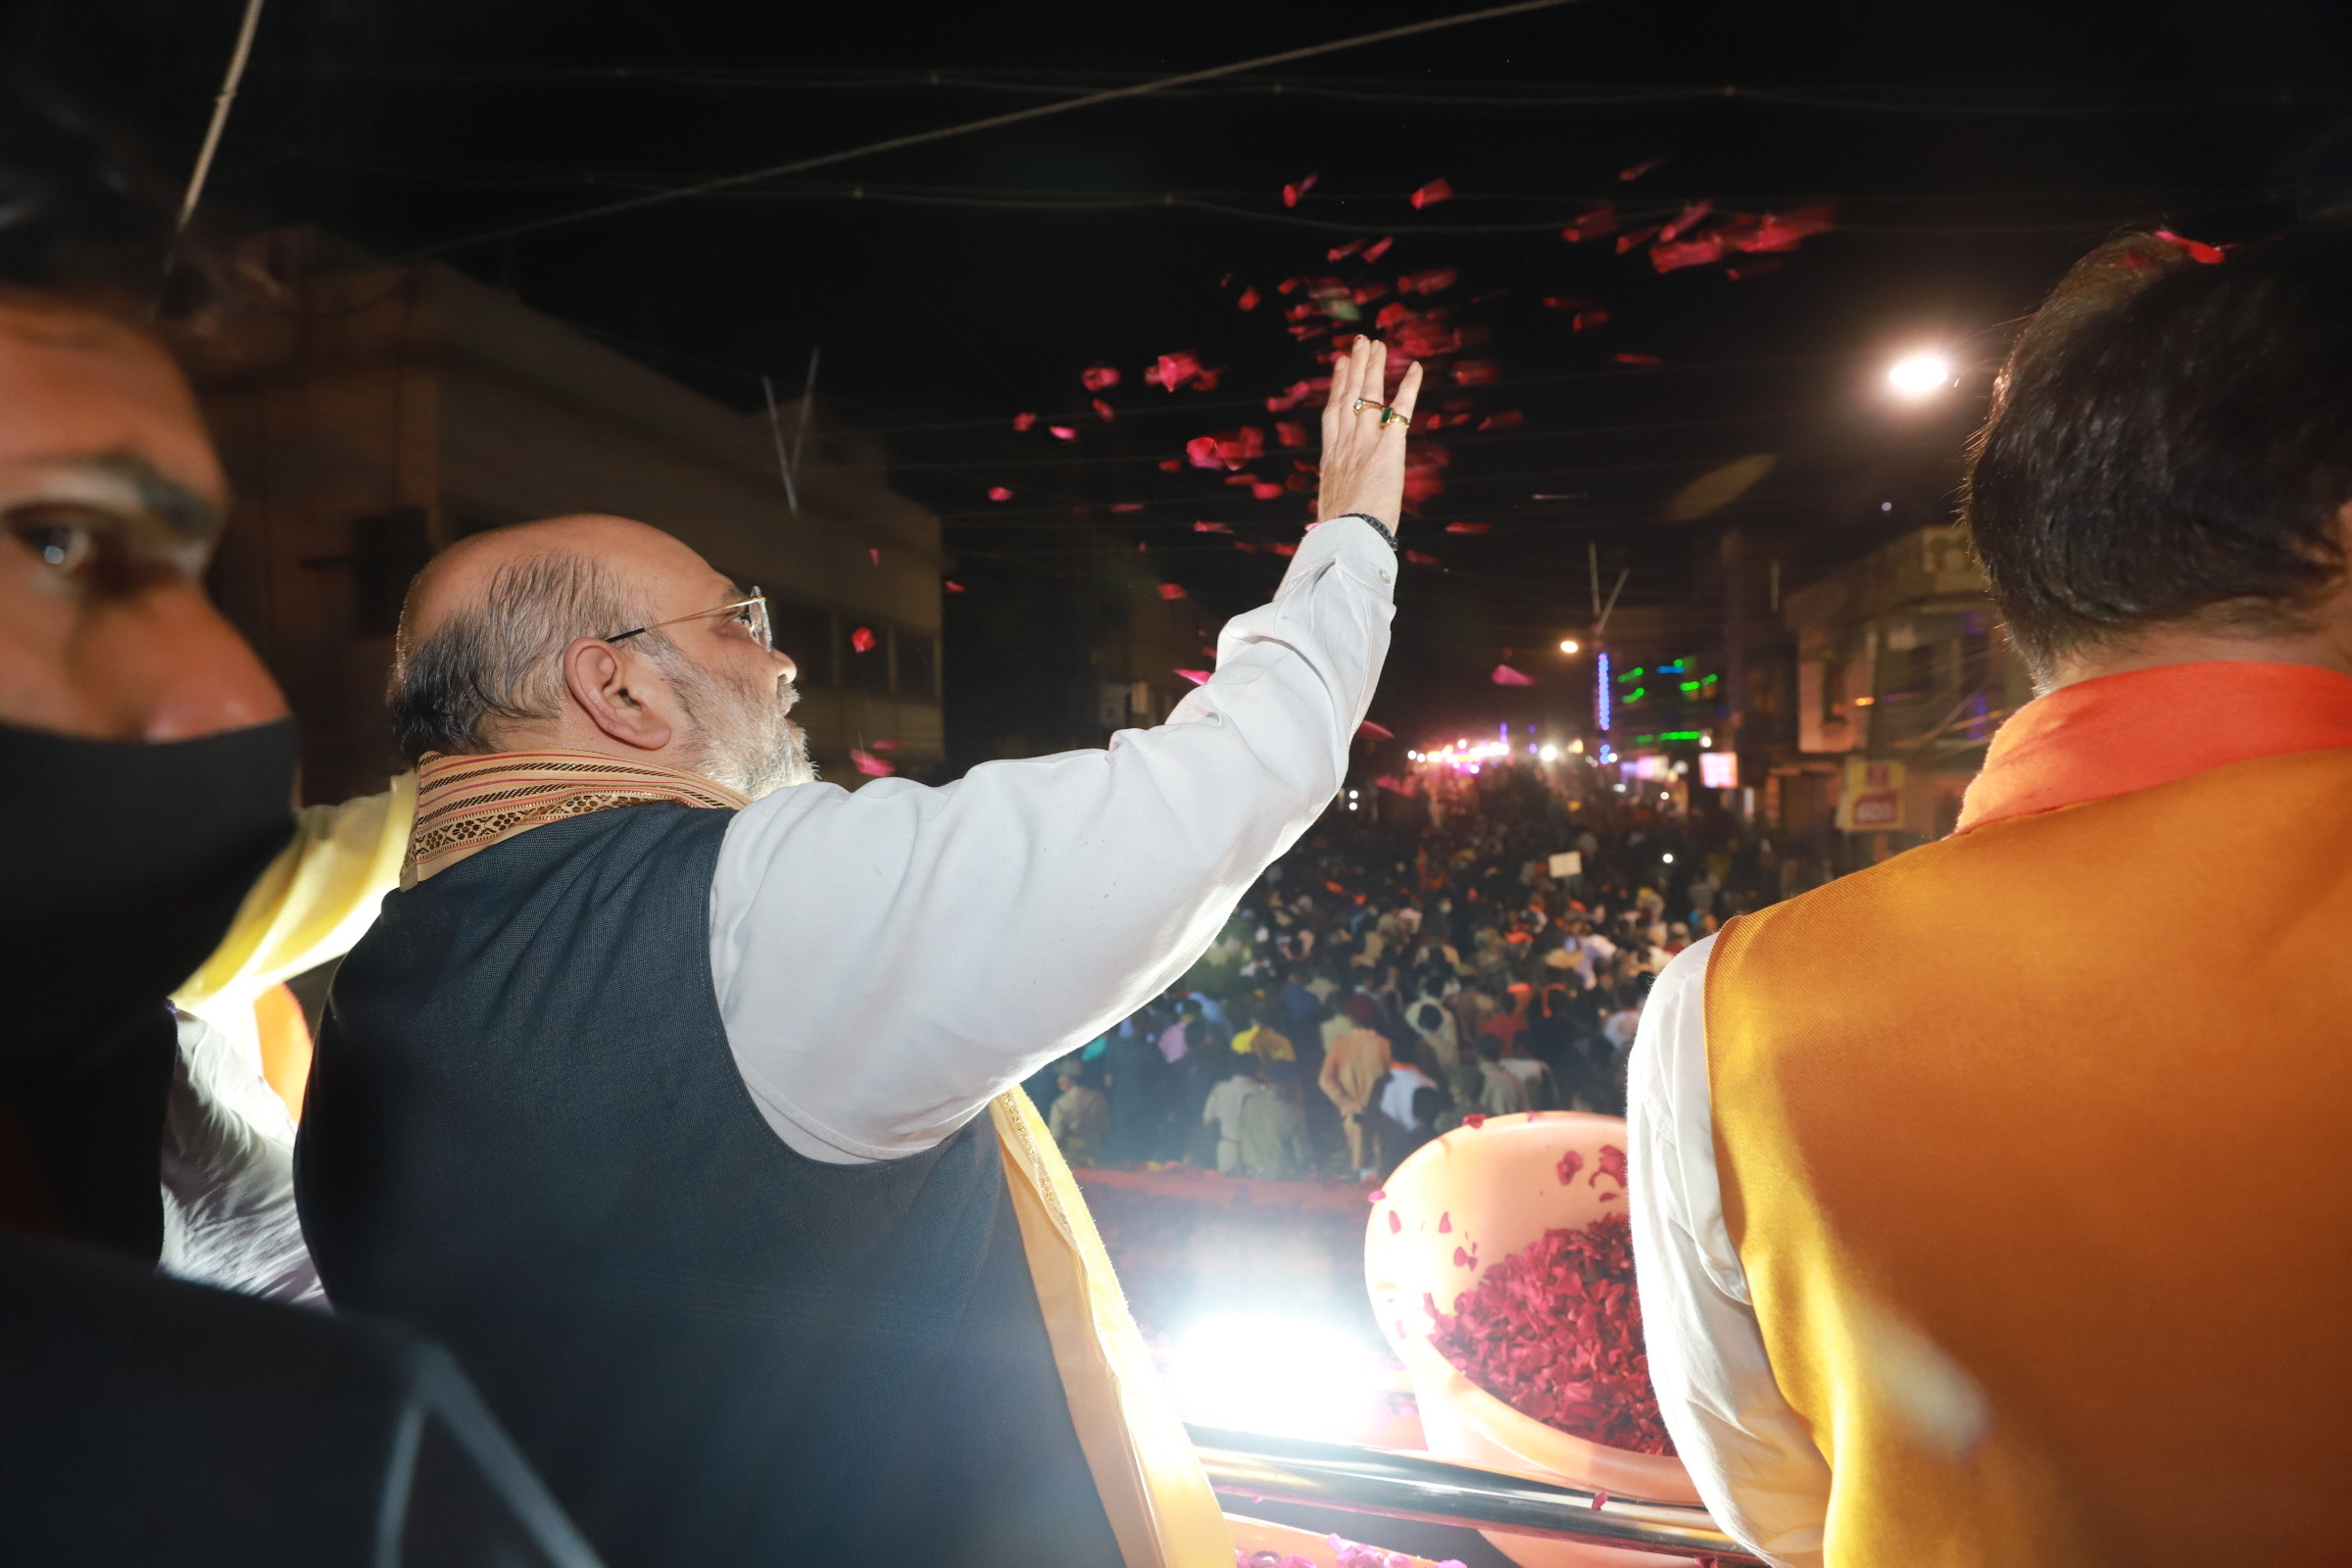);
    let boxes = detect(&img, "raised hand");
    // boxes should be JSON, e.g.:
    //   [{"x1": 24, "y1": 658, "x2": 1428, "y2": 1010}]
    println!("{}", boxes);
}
[{"x1": 1316, "y1": 334, "x2": 1425, "y2": 534}]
